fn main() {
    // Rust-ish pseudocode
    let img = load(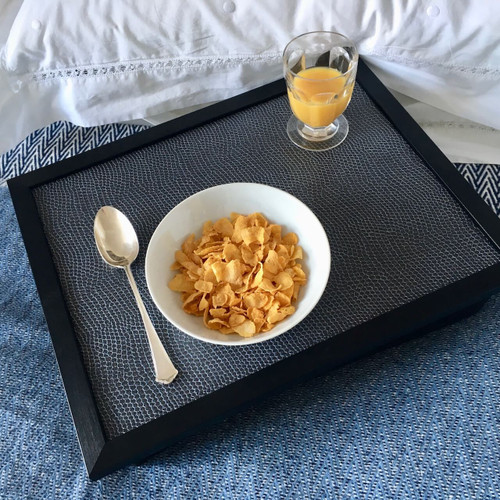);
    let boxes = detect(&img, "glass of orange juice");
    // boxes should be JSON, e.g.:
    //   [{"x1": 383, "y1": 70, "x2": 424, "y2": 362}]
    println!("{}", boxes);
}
[{"x1": 283, "y1": 31, "x2": 358, "y2": 151}]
